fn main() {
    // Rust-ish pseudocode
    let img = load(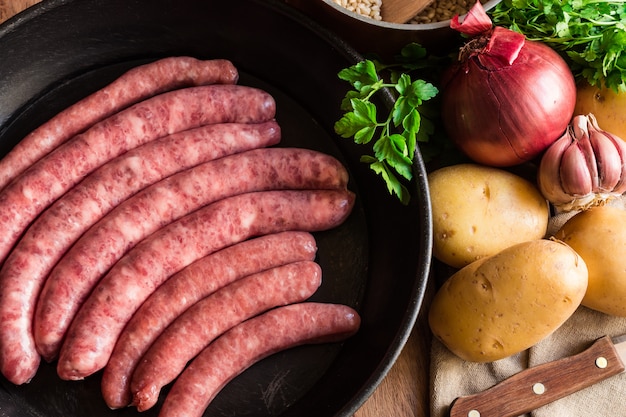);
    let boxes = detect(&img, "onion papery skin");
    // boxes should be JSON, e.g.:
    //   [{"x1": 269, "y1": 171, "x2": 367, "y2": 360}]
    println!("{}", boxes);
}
[{"x1": 441, "y1": 32, "x2": 577, "y2": 167}]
